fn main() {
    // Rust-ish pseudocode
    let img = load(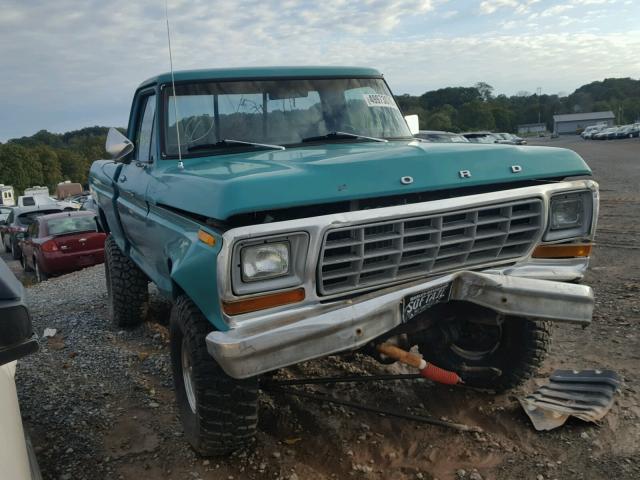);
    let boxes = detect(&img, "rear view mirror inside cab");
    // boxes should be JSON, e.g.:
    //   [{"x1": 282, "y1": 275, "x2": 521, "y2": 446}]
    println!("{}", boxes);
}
[{"x1": 267, "y1": 89, "x2": 310, "y2": 100}]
